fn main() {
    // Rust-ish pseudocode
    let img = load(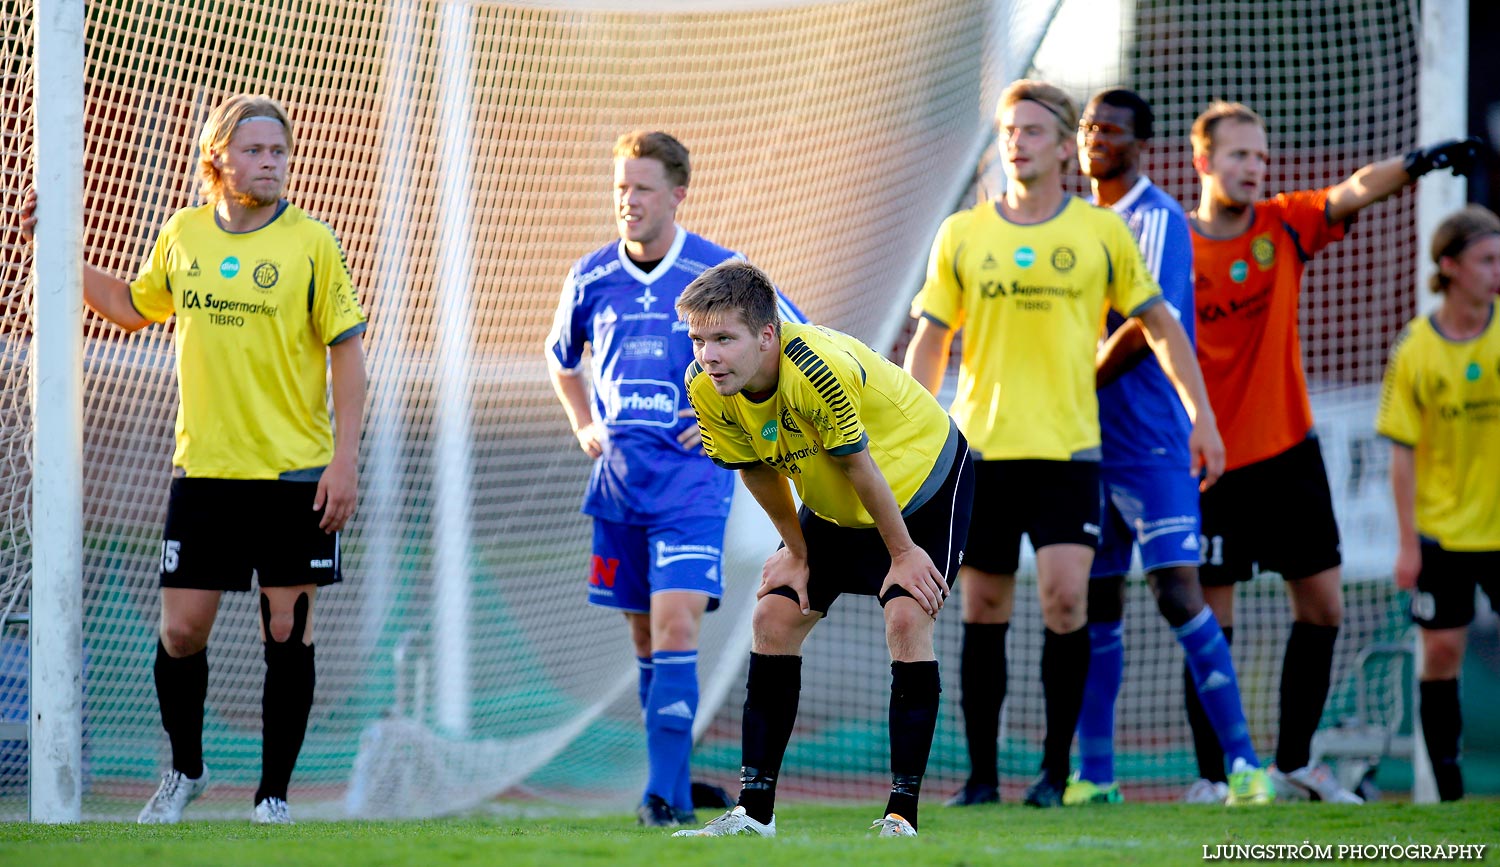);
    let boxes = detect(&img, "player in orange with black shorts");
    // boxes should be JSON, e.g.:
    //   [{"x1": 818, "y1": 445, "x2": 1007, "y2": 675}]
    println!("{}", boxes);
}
[{"x1": 1186, "y1": 100, "x2": 1481, "y2": 803}]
